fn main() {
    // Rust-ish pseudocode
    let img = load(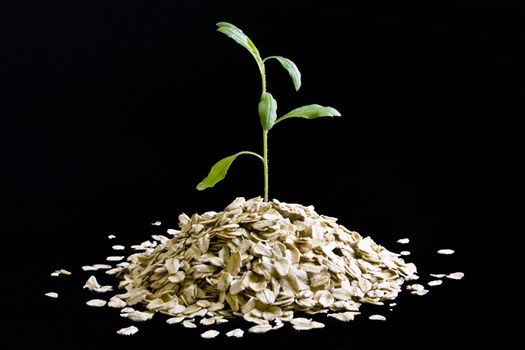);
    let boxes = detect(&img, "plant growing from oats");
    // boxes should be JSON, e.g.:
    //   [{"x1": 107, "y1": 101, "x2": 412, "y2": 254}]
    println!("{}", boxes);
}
[{"x1": 196, "y1": 22, "x2": 341, "y2": 201}]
